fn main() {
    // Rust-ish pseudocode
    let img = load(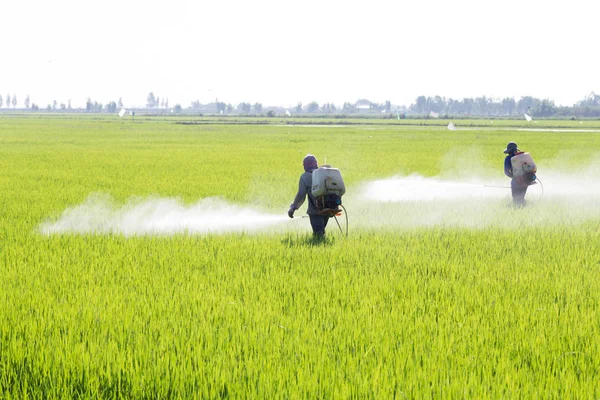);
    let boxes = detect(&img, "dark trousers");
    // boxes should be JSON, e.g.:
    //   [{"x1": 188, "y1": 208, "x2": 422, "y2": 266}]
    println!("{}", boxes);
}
[
  {"x1": 511, "y1": 179, "x2": 528, "y2": 205},
  {"x1": 309, "y1": 215, "x2": 329, "y2": 236}
]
